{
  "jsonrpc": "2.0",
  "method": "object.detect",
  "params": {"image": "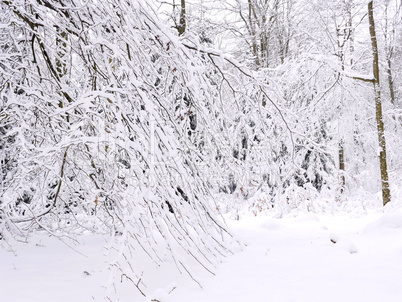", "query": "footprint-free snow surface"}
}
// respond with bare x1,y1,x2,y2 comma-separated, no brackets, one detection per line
2,210,402,301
